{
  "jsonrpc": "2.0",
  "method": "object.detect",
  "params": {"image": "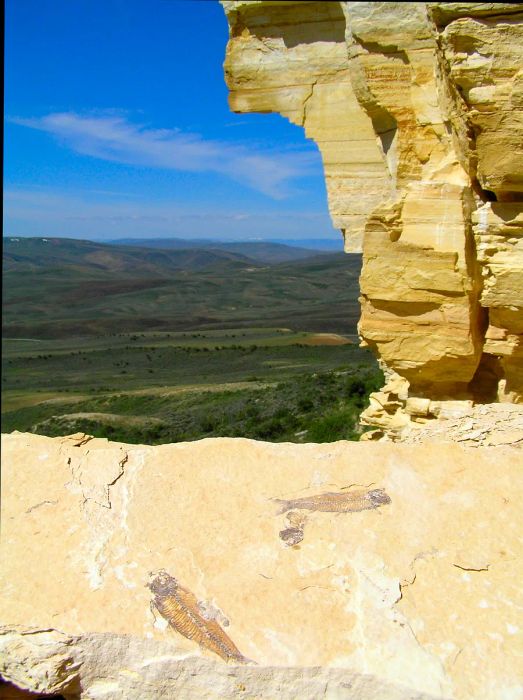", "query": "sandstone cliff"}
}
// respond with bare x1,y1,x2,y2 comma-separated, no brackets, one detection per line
221,1,523,437
1,431,522,699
